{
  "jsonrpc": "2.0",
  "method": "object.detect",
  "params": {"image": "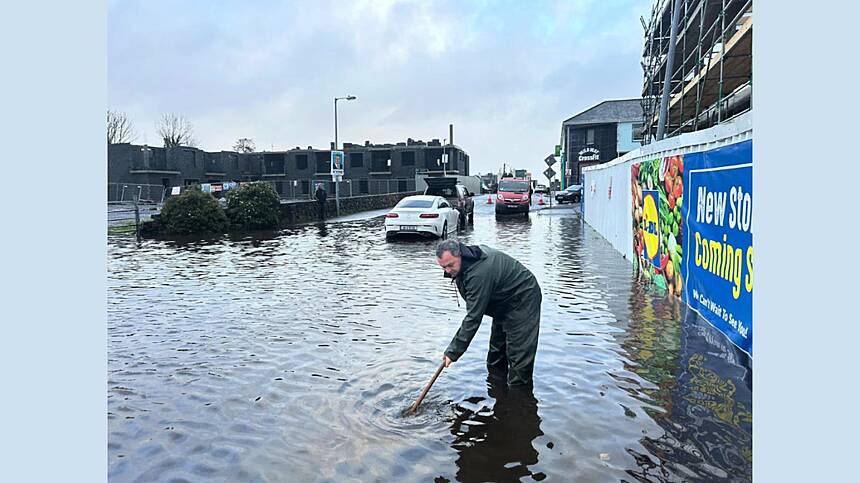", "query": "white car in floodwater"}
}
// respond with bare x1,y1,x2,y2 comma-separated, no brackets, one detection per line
384,195,459,239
